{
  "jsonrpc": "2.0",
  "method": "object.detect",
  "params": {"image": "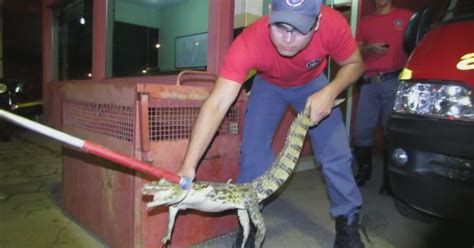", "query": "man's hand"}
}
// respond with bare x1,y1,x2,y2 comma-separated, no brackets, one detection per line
305,89,336,126
365,42,389,55
177,167,196,182
305,47,362,125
